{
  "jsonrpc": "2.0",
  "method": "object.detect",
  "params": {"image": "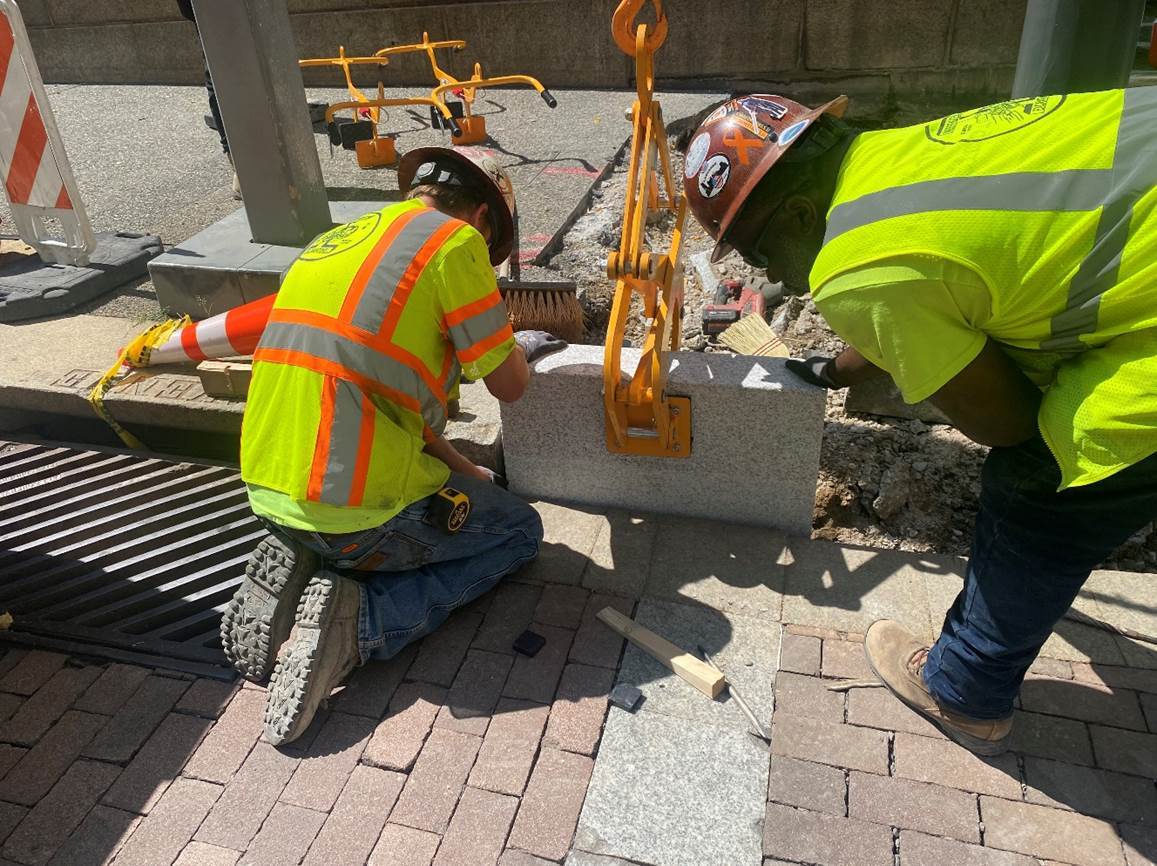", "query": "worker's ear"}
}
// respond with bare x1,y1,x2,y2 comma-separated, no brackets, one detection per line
469,202,491,241
784,195,819,236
